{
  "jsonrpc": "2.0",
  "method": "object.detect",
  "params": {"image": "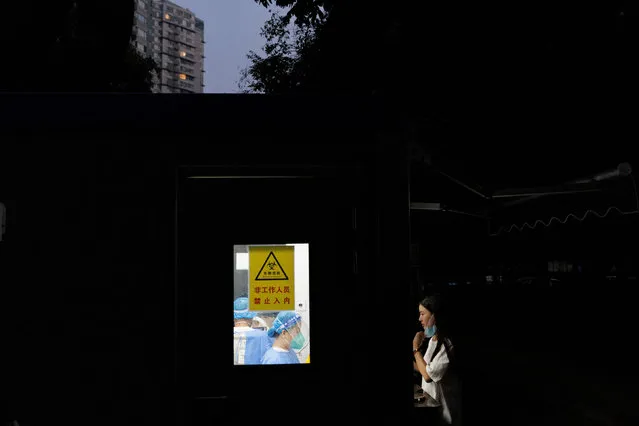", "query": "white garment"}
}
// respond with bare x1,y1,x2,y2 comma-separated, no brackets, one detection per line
421,337,461,425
